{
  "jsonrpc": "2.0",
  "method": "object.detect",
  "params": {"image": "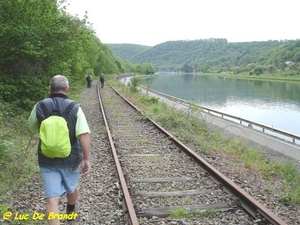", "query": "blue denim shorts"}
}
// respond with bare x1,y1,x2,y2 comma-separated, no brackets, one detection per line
40,165,81,198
